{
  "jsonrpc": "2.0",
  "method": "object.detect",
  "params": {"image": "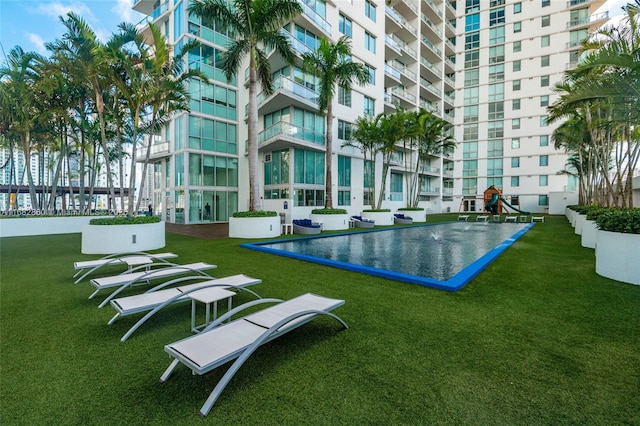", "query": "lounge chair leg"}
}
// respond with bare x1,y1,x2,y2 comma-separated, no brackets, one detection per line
107,313,120,325
88,289,100,300
160,359,180,383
